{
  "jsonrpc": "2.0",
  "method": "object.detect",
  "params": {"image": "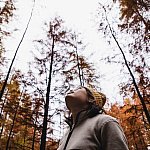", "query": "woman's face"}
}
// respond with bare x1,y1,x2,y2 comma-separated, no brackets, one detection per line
65,87,88,110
